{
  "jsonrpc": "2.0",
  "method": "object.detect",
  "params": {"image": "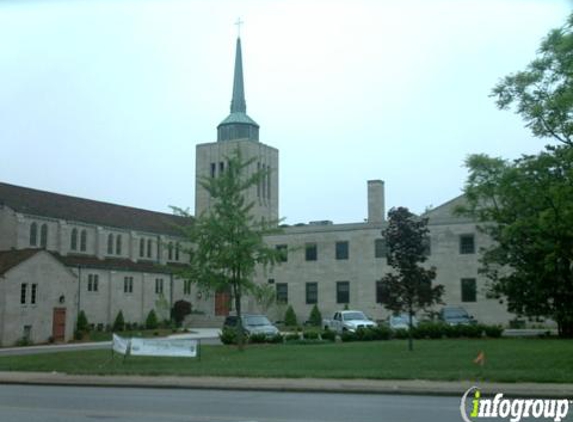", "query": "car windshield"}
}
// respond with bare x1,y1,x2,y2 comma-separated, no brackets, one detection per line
244,315,271,326
343,312,367,321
